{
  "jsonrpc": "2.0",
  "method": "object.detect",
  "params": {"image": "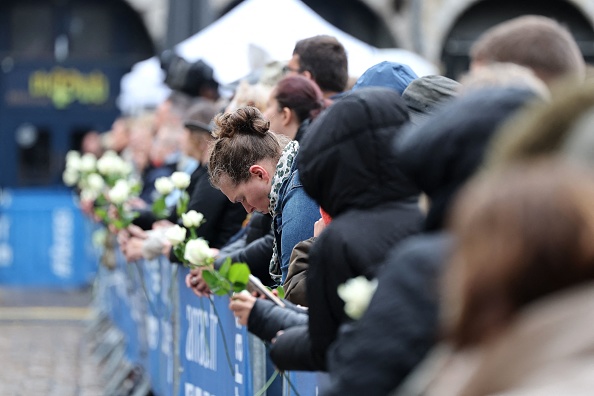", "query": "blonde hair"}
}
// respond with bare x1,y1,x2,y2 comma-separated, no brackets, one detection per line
225,80,272,113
